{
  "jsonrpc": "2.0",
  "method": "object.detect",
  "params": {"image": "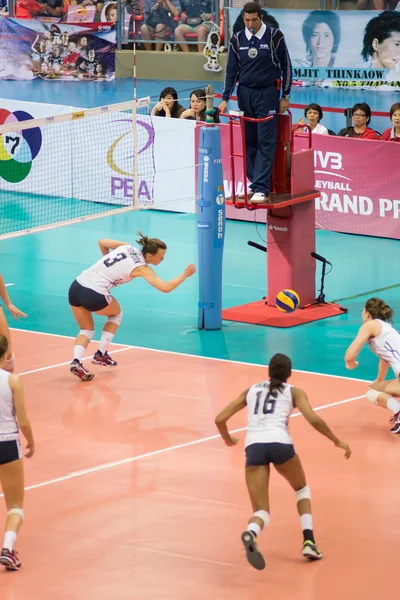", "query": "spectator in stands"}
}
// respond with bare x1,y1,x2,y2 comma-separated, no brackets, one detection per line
140,0,181,51
151,87,185,118
337,103,380,140
362,11,400,72
36,0,64,18
174,0,214,53
180,88,220,122
232,1,279,34
298,103,329,135
381,102,400,141
296,10,341,68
